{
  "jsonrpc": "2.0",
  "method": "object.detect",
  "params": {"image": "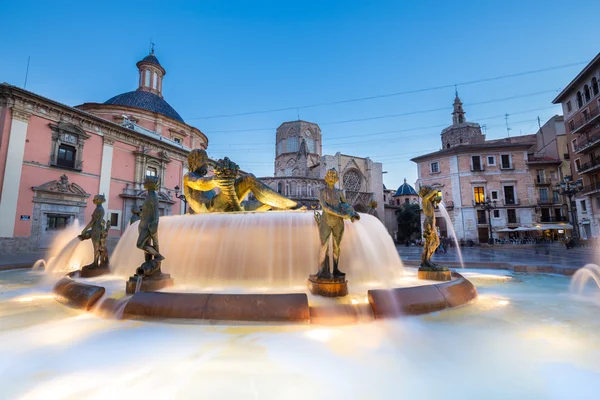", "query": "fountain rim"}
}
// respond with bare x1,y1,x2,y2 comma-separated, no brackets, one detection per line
52,271,478,324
